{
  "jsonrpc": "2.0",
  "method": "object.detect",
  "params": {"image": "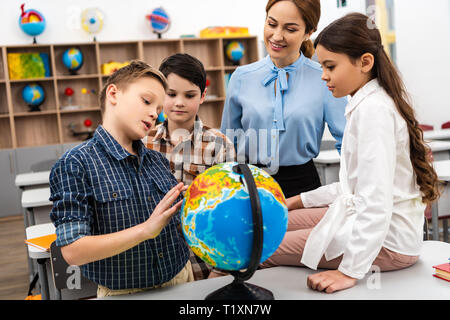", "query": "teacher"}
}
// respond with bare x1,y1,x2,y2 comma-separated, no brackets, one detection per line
221,0,347,198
